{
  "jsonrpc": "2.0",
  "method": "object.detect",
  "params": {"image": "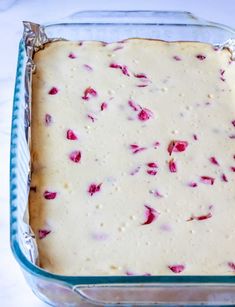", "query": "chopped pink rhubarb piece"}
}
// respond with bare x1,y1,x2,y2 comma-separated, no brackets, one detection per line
38,229,51,239
147,170,157,176
187,212,212,221
128,100,140,112
168,265,185,274
109,63,130,76
43,191,57,200
231,166,235,172
121,65,130,76
88,183,102,196
134,73,148,79
200,176,215,185
196,54,206,60
209,156,219,166
130,144,147,154
228,262,235,271
147,162,158,168
221,173,228,182
153,141,160,149
173,55,182,61
137,84,148,88
220,69,226,82
169,159,177,173
83,64,93,71
188,182,198,188
82,87,97,100
45,114,52,126
138,108,153,121
69,150,81,163
142,205,159,225
101,102,108,111
87,114,96,122
66,129,78,140
232,120,235,127
48,87,59,95
151,189,164,198
68,52,76,59
167,140,188,155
